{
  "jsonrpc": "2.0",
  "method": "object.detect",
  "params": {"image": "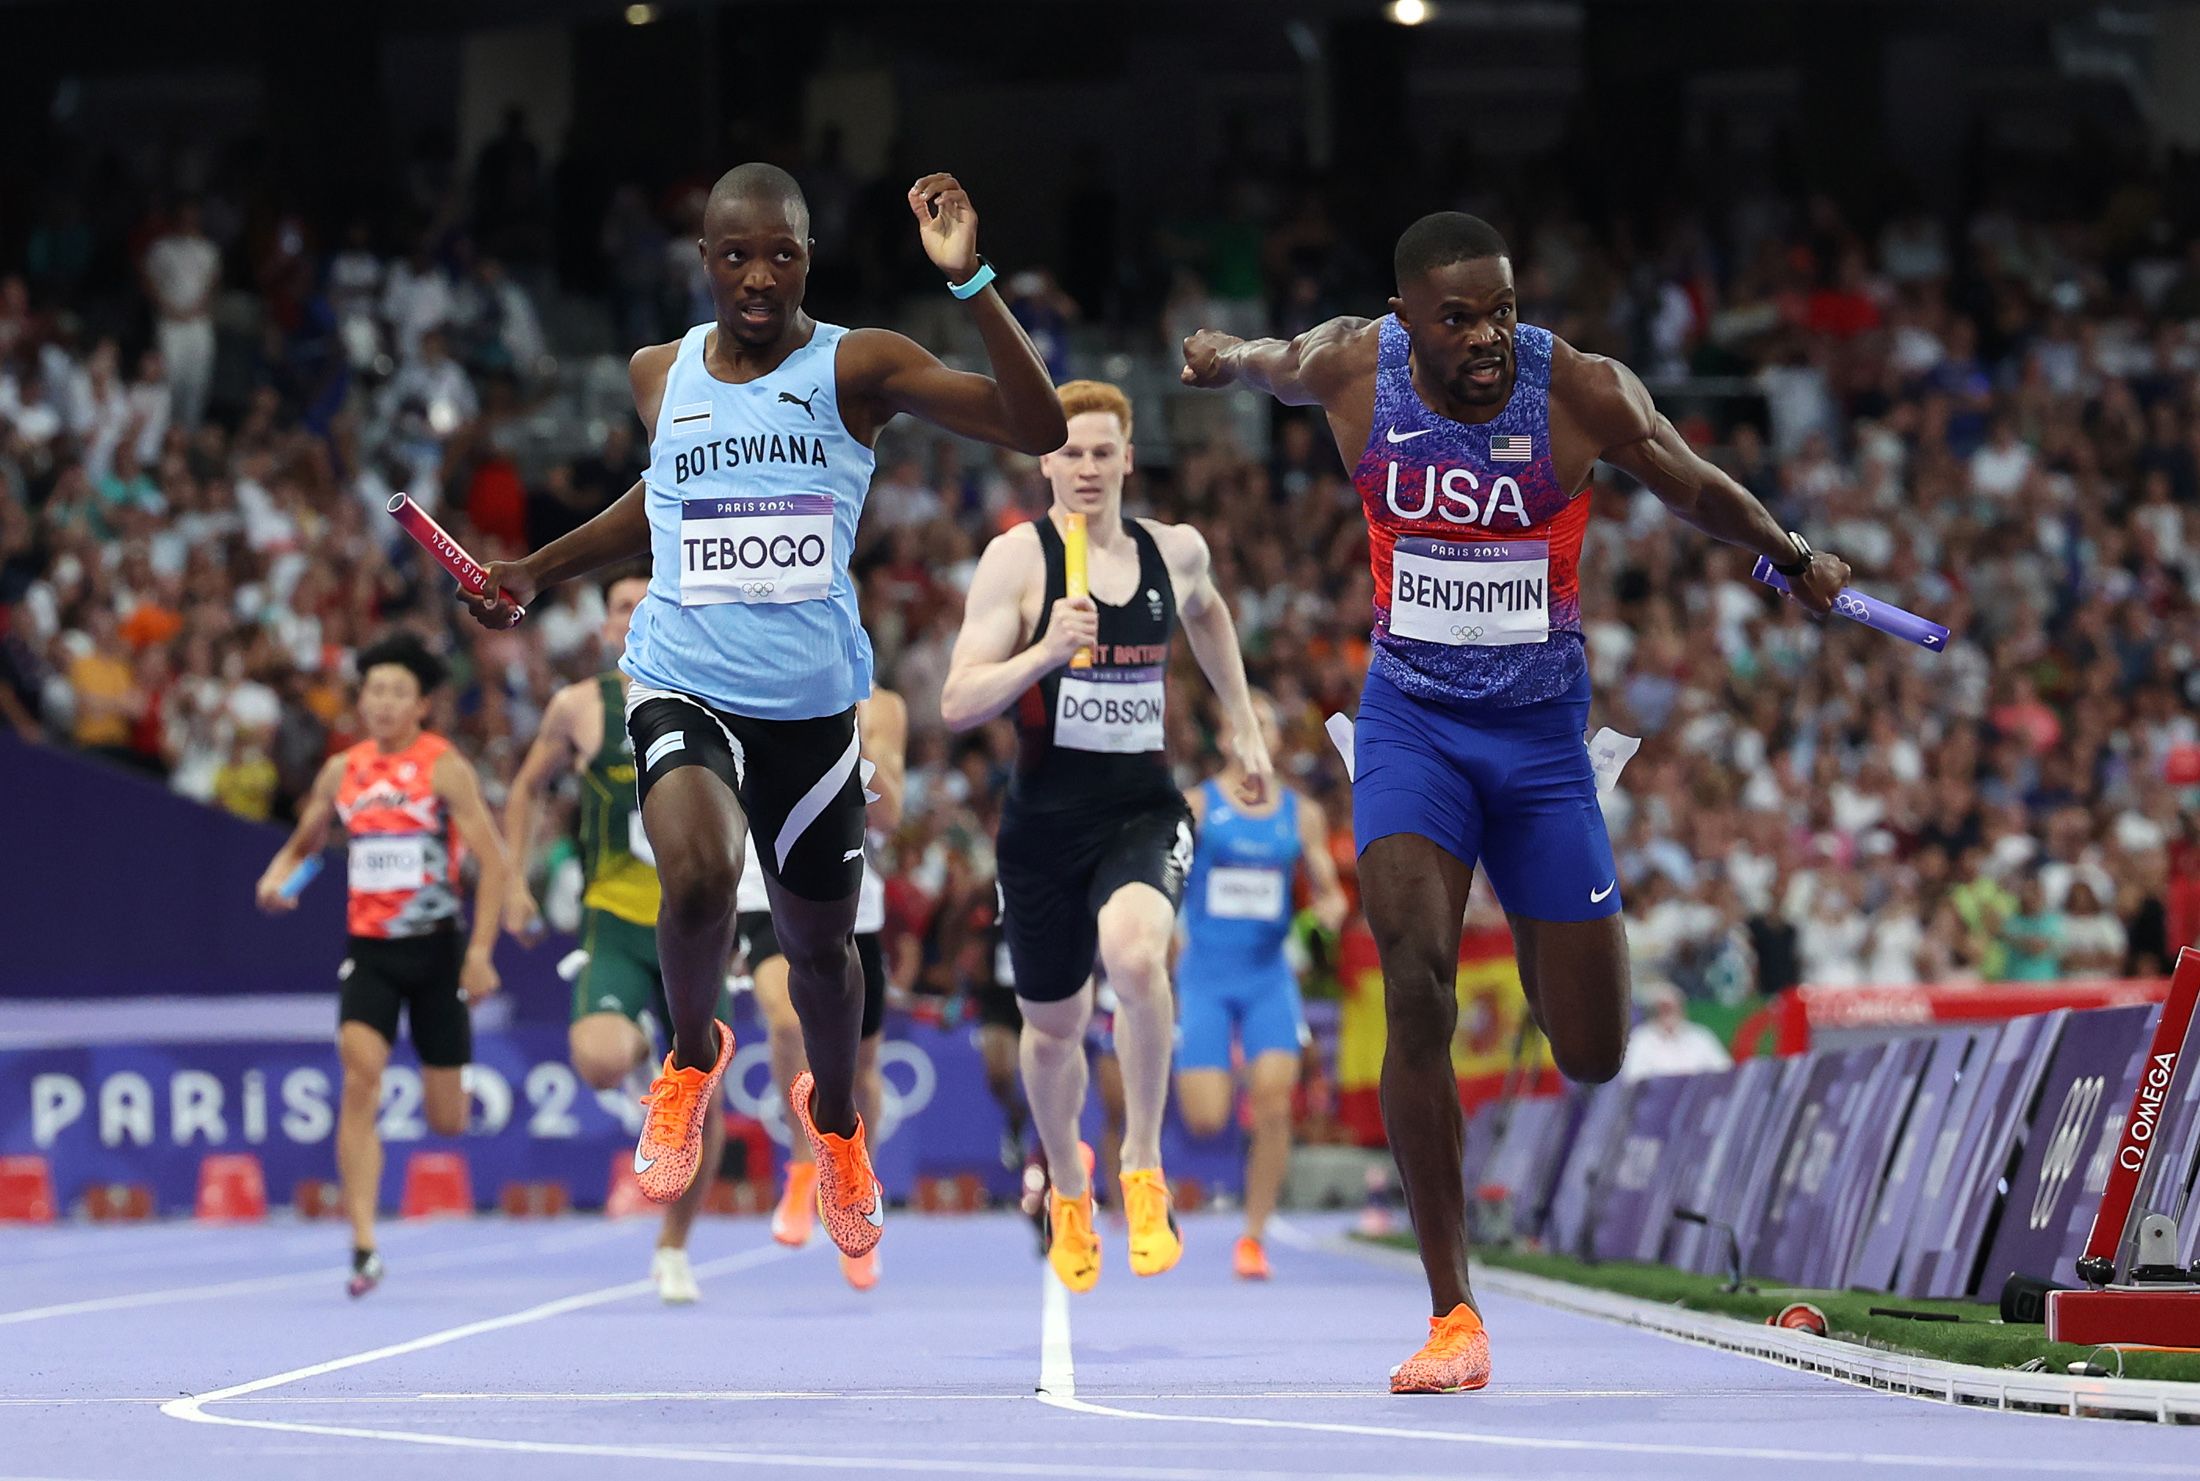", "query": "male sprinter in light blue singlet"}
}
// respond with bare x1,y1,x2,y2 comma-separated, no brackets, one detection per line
1182,213,1852,1392
470,164,1064,1266
1175,692,1348,1282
